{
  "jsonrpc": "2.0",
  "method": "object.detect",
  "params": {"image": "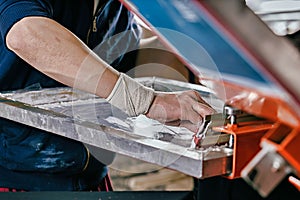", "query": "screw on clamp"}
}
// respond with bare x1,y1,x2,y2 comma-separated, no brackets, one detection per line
223,106,242,148
224,105,242,125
